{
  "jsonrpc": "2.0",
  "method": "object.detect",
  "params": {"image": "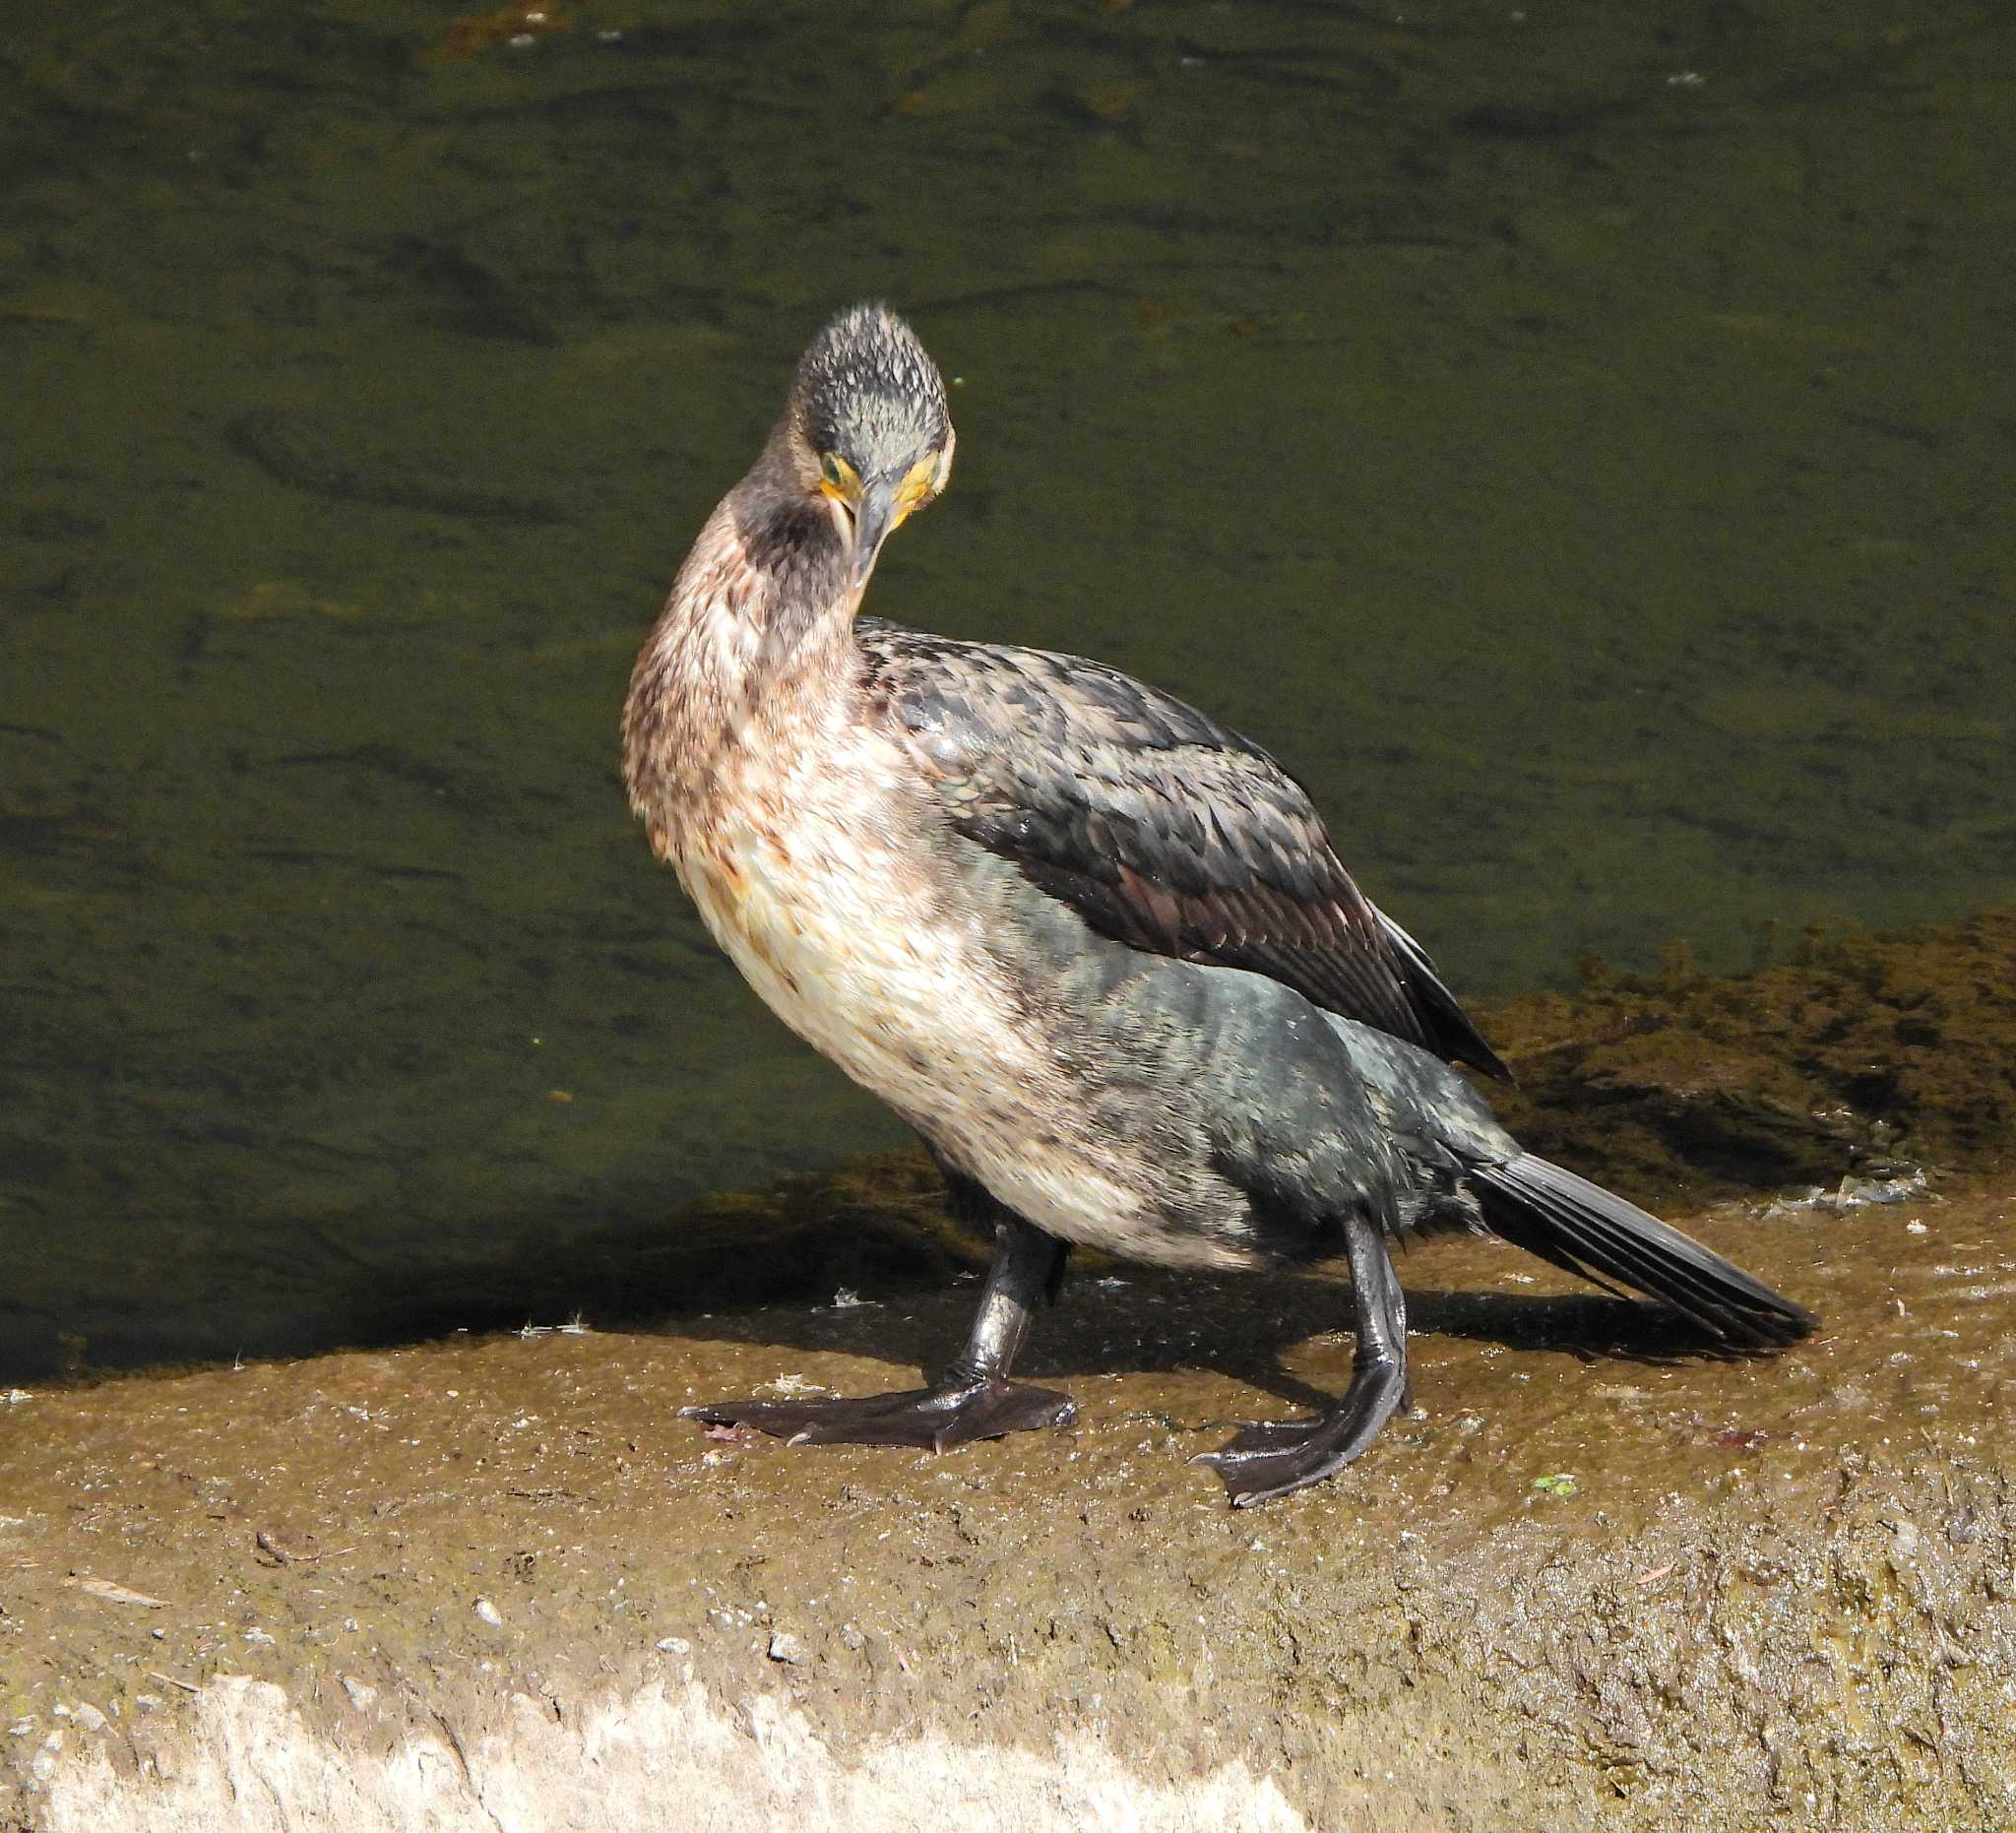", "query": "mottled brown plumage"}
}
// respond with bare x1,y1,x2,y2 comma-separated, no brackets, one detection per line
620,303,1813,1506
